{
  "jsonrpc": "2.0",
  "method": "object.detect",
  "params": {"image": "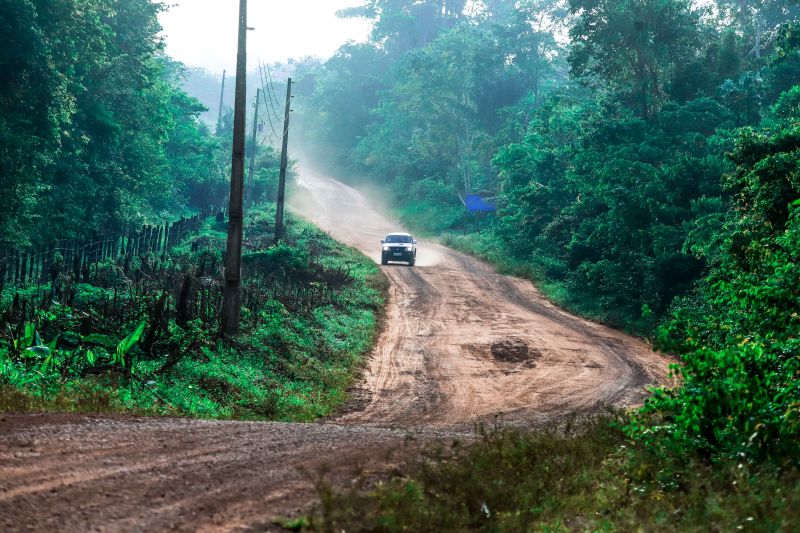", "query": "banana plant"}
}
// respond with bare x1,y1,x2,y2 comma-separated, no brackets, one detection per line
114,321,147,372
10,323,38,351
8,322,59,373
32,335,59,373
